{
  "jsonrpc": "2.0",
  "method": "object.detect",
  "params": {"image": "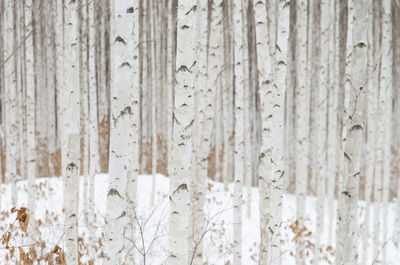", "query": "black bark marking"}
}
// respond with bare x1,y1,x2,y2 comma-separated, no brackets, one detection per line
115,36,126,45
